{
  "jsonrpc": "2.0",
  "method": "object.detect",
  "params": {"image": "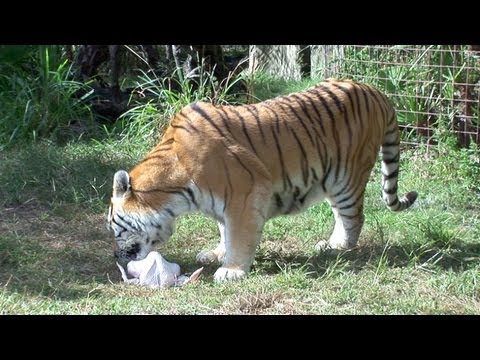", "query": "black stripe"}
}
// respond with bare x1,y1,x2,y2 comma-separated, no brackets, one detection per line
288,125,310,187
223,186,228,214
263,103,281,134
222,156,232,214
138,155,163,165
165,208,175,217
351,85,362,123
270,123,289,191
383,141,399,147
322,161,332,192
245,105,266,144
382,170,399,180
315,136,327,179
171,124,194,134
317,84,345,113
160,138,174,146
149,142,174,154
190,102,226,137
300,92,327,137
386,197,399,207
278,98,315,146
132,187,191,206
383,185,398,194
334,161,372,206
285,175,293,190
293,186,300,200
335,192,354,206
231,107,258,156
383,154,399,164
185,187,198,208
274,193,283,208
332,161,373,198
384,127,398,138
230,150,254,181
208,187,216,213
368,87,388,120
337,188,366,211
327,82,354,142
290,94,324,140
326,84,354,184
298,187,312,205
116,213,139,231
337,212,361,220
307,89,342,182
358,85,371,116
176,111,200,132
216,108,234,135
285,187,300,214
387,113,397,127
111,217,127,234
